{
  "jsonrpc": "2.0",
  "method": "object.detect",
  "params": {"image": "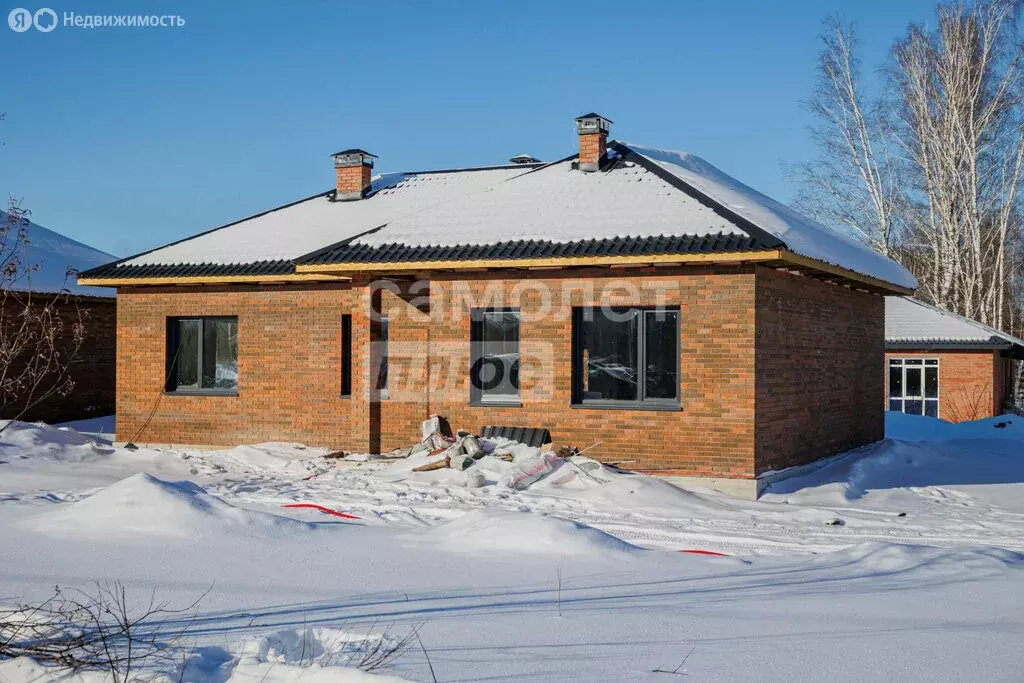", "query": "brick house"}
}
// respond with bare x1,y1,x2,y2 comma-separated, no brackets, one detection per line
885,296,1023,422
79,114,915,497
